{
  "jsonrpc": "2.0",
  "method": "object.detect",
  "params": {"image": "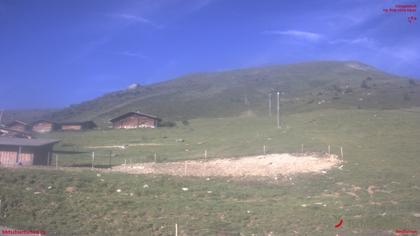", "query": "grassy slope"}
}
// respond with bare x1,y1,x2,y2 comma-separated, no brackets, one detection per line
45,61,420,126
1,107,419,235
1,109,58,124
